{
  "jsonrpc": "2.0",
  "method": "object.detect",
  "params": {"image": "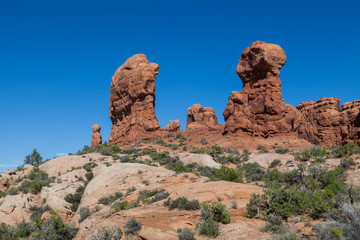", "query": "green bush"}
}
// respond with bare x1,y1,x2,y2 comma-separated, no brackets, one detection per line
79,207,92,223
29,204,52,220
111,201,133,212
200,138,208,145
64,185,85,212
178,228,195,240
137,189,169,204
215,166,243,182
83,162,97,172
24,148,43,166
198,219,219,237
240,162,265,181
257,145,268,153
275,148,289,154
339,157,356,169
98,192,124,205
8,187,19,195
124,218,142,236
85,172,94,182
270,159,282,168
91,226,123,240
0,191,6,198
165,197,200,211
